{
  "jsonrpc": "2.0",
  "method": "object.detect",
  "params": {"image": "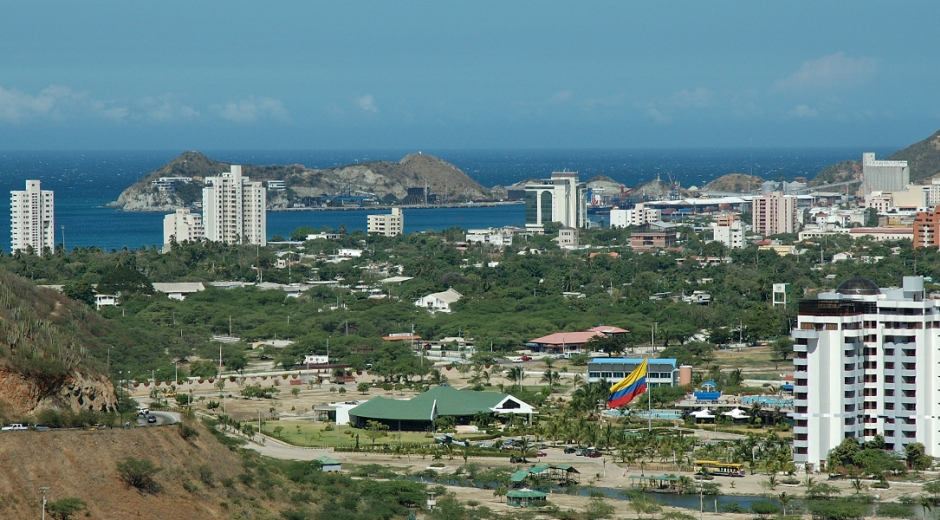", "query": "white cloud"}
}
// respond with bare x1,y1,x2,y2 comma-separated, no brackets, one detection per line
670,88,715,108
641,87,715,124
138,94,199,122
788,105,818,119
547,90,572,105
0,85,85,122
211,96,289,122
772,52,877,92
580,95,625,110
357,94,378,112
644,103,671,124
